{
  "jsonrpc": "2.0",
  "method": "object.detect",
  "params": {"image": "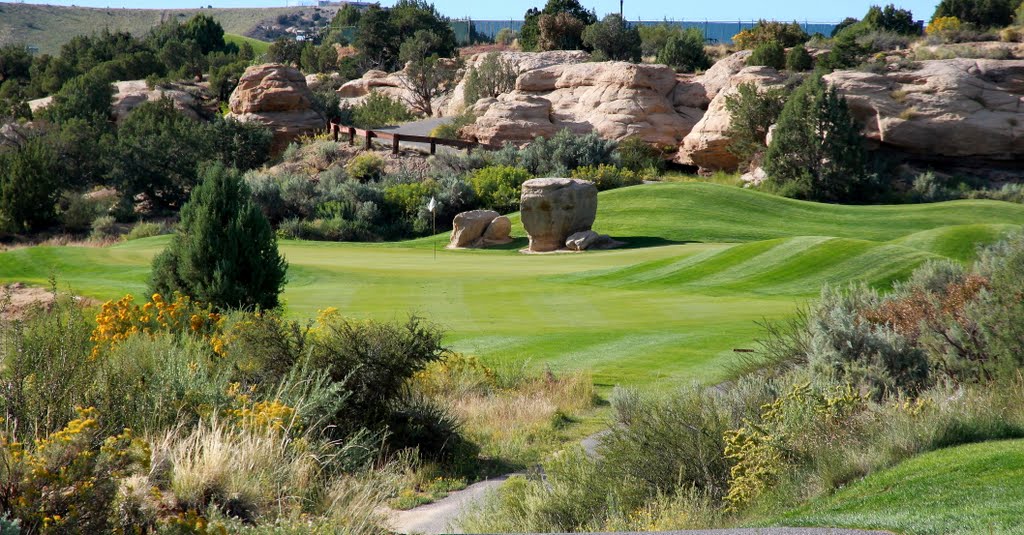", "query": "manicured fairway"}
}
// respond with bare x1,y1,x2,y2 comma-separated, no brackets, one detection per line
2,183,1023,387
766,439,1024,534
